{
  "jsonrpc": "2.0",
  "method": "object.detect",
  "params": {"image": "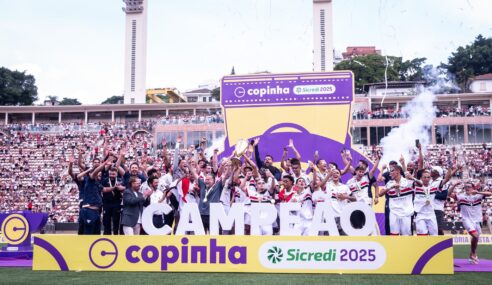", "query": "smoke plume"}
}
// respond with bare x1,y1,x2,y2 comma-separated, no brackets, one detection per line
379,68,458,166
